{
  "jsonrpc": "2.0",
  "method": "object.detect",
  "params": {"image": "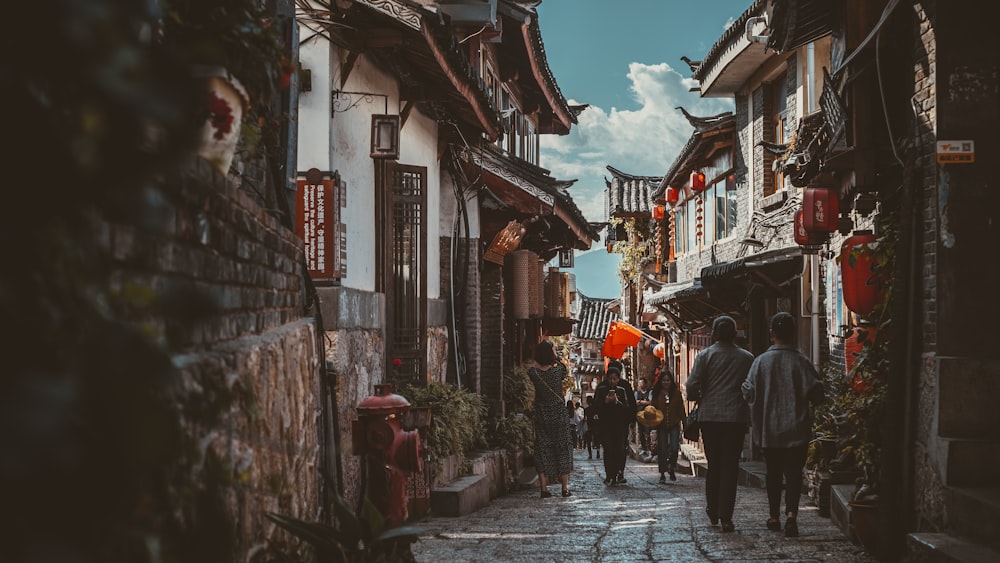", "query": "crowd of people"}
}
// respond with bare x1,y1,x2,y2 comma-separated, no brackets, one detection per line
529,312,824,537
